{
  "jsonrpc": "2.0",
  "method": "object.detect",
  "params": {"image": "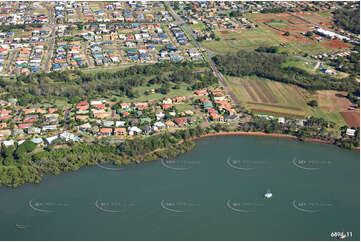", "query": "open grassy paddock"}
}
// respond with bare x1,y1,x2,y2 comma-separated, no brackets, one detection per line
202,25,282,53
202,11,350,56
